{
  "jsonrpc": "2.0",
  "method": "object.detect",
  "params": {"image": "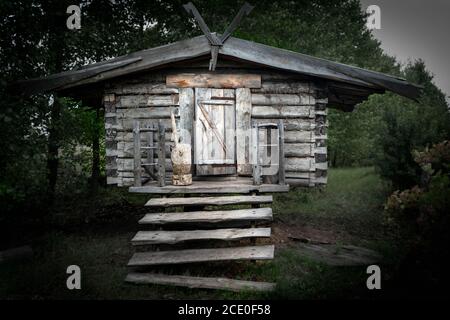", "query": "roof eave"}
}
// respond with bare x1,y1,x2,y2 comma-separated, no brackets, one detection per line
10,34,422,108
